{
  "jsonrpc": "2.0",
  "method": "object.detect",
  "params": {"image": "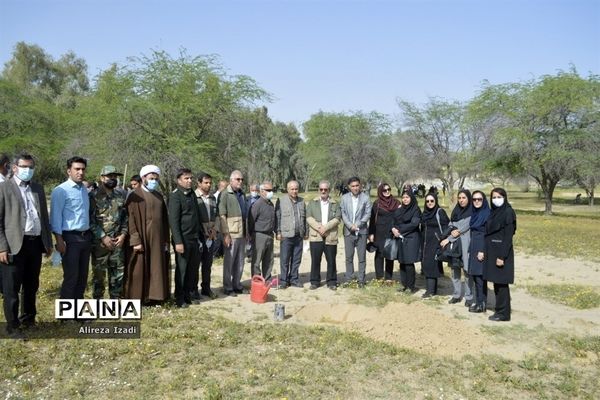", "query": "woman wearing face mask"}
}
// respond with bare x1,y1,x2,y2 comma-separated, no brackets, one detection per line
440,189,474,306
484,188,516,322
467,190,491,313
369,183,400,281
391,190,422,293
420,193,449,298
